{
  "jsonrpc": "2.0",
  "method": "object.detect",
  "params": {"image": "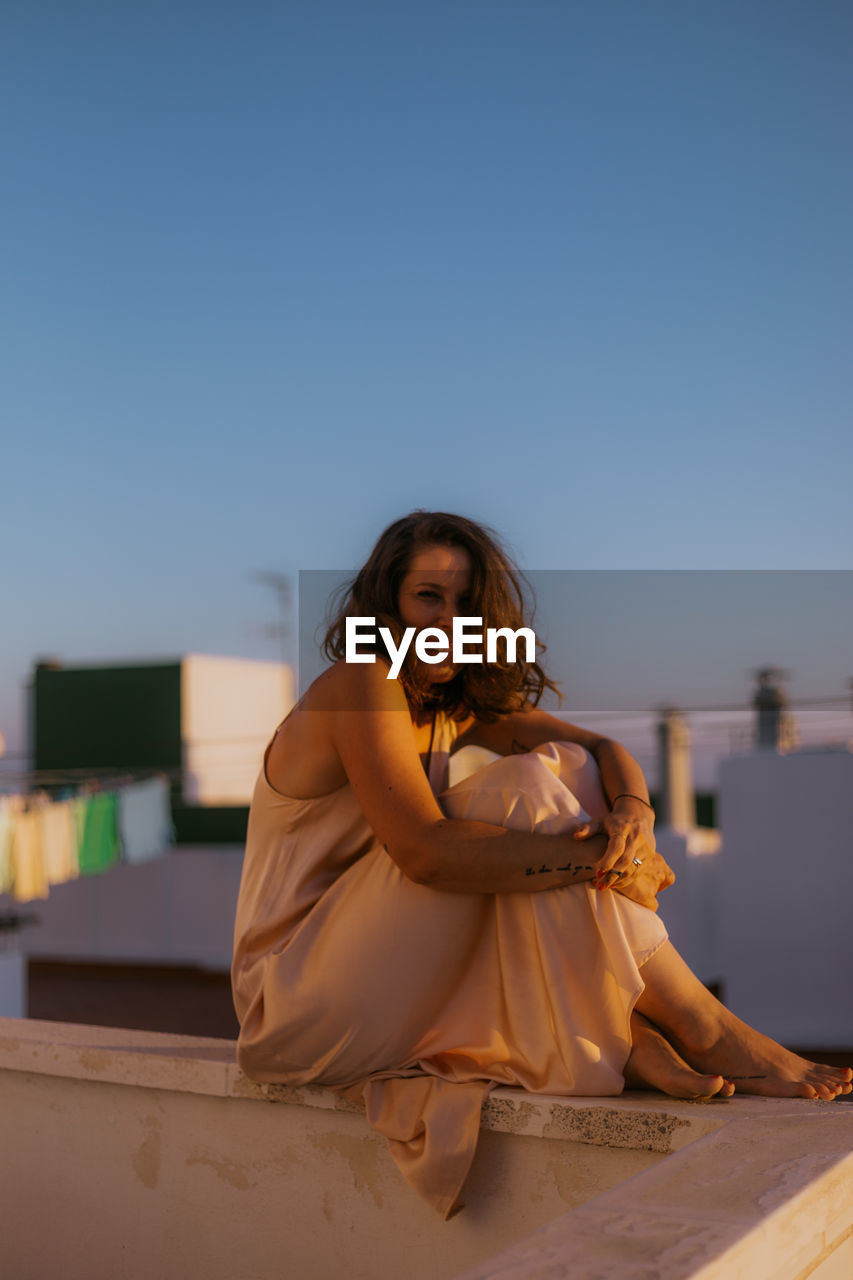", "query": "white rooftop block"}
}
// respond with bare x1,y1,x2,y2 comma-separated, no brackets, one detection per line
181,655,294,805
719,746,853,1046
